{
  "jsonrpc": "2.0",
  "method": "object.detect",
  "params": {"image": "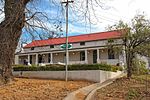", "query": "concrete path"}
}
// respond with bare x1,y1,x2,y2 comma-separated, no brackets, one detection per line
64,73,125,100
